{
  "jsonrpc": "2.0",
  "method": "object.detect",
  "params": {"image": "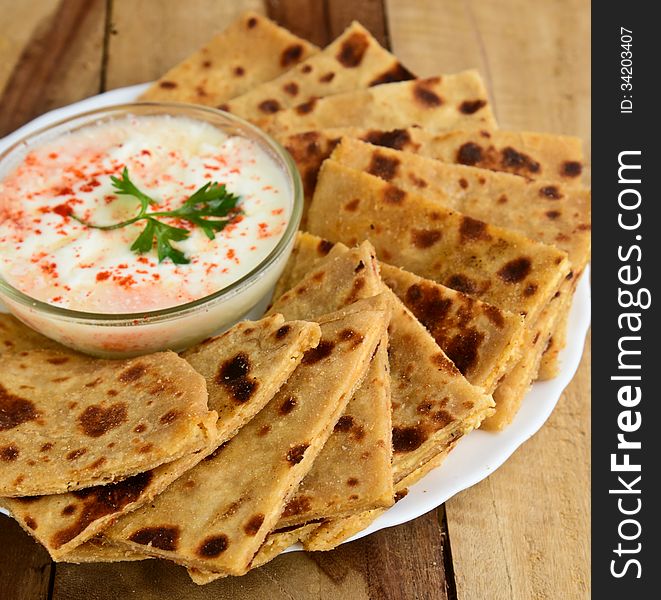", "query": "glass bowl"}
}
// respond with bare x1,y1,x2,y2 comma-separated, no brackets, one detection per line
0,103,302,357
